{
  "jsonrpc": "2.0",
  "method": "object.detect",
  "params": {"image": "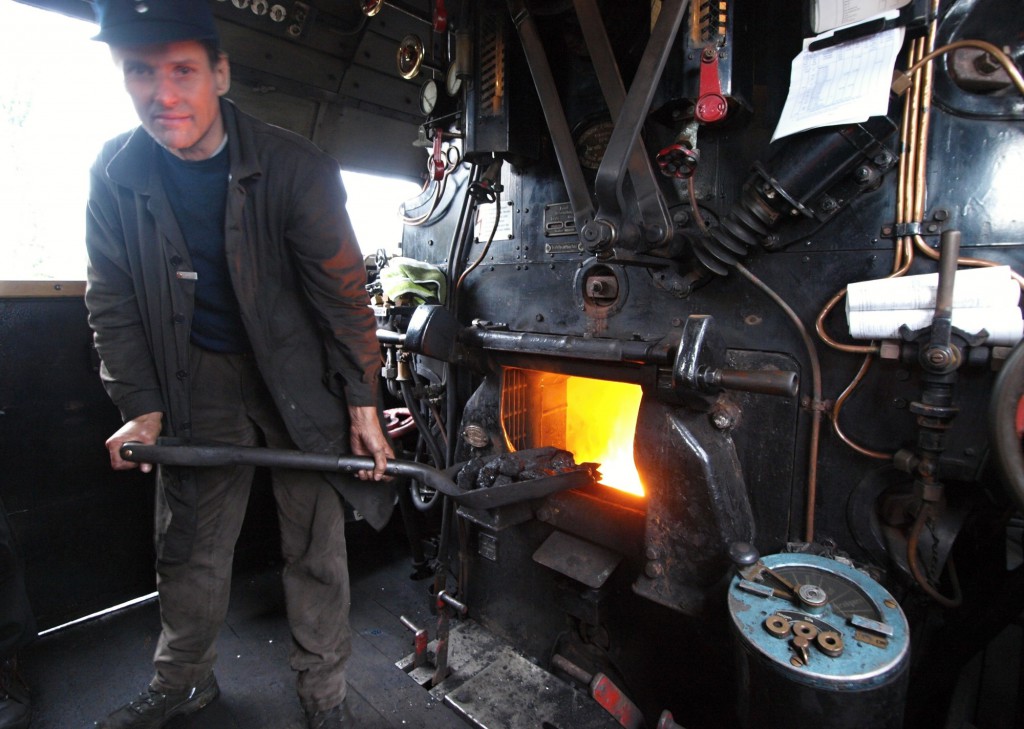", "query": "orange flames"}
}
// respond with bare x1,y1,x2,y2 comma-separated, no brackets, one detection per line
501,368,646,497
564,376,645,496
